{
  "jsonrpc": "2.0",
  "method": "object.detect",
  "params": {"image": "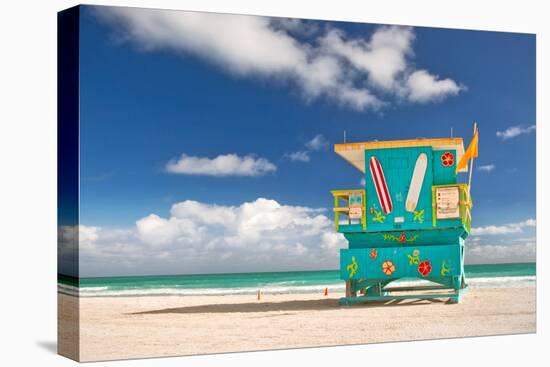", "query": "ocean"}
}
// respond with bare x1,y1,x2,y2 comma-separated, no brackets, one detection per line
58,262,536,297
